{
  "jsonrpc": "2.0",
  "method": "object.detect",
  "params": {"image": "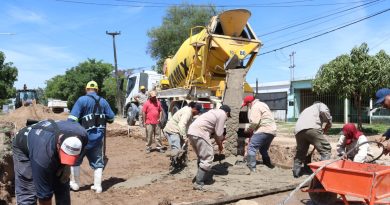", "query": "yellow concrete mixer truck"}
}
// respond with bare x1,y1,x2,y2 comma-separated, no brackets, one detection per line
125,9,262,155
